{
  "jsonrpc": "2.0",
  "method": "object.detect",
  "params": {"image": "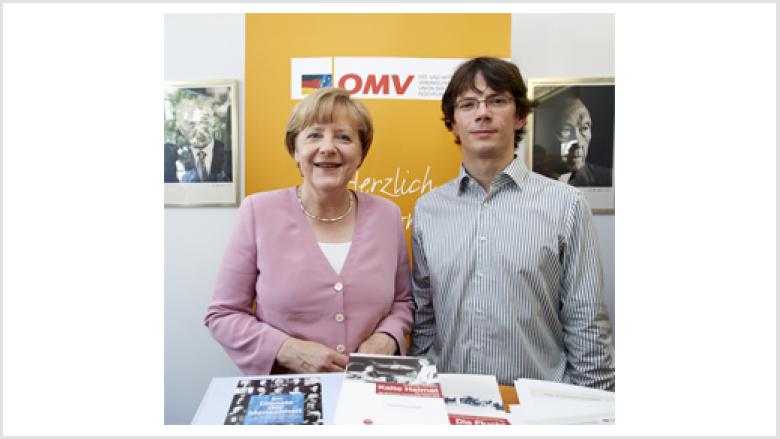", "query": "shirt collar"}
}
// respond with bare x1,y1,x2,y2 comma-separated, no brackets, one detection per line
458,157,530,194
